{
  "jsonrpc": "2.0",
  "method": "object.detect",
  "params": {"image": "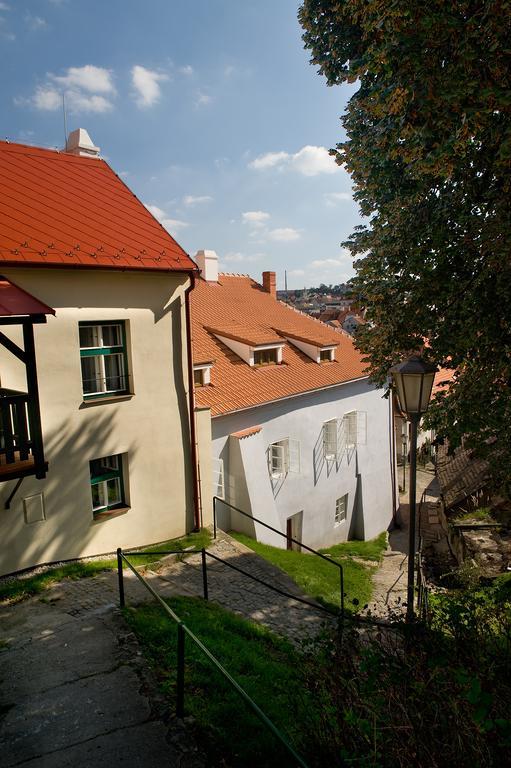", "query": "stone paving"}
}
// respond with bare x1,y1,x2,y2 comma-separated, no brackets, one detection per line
0,532,335,767
365,469,439,618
